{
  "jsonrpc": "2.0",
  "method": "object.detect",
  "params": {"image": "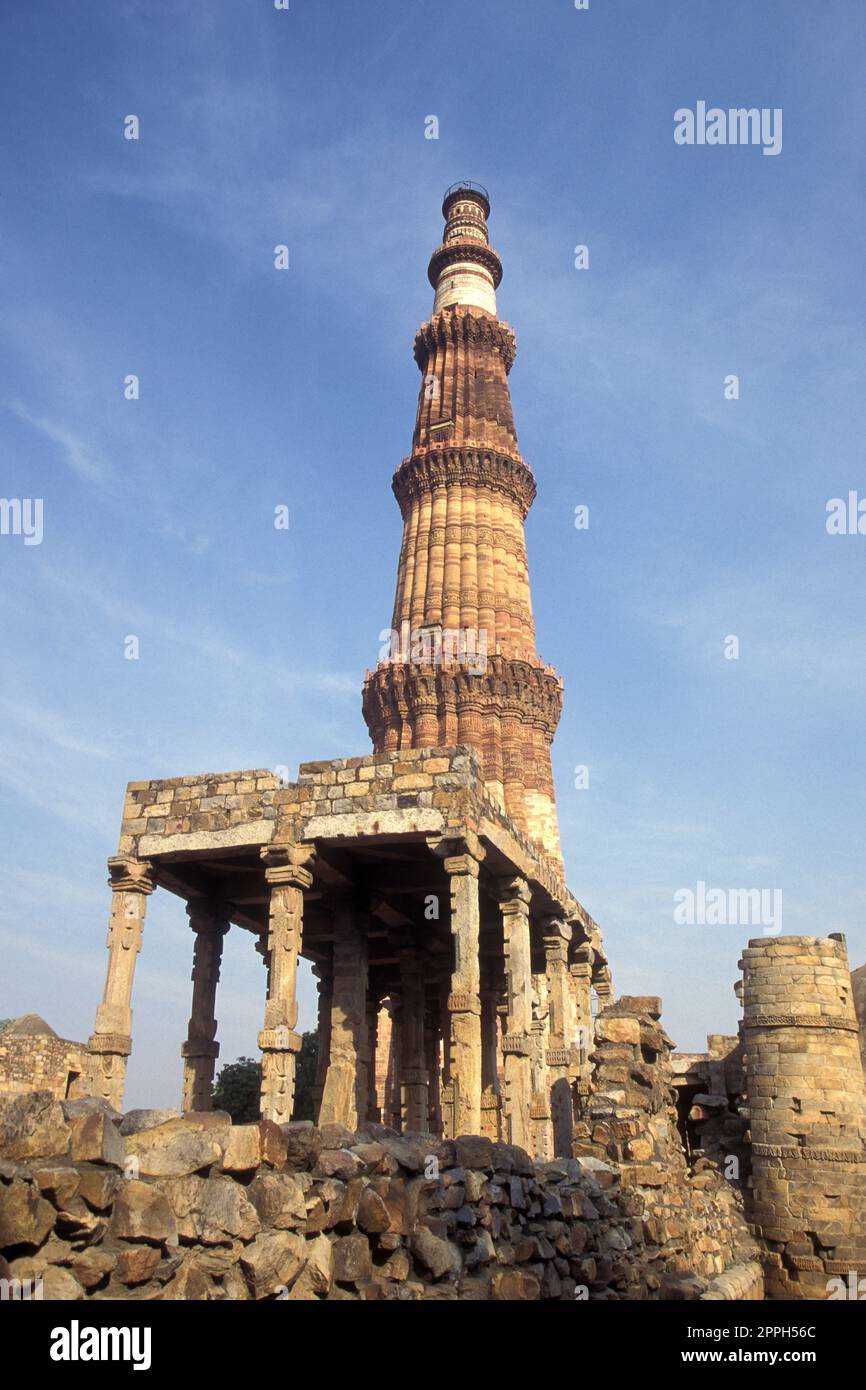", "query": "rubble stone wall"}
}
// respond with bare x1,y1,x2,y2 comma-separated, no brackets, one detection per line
0,1092,761,1302
573,996,758,1293
0,1036,86,1100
